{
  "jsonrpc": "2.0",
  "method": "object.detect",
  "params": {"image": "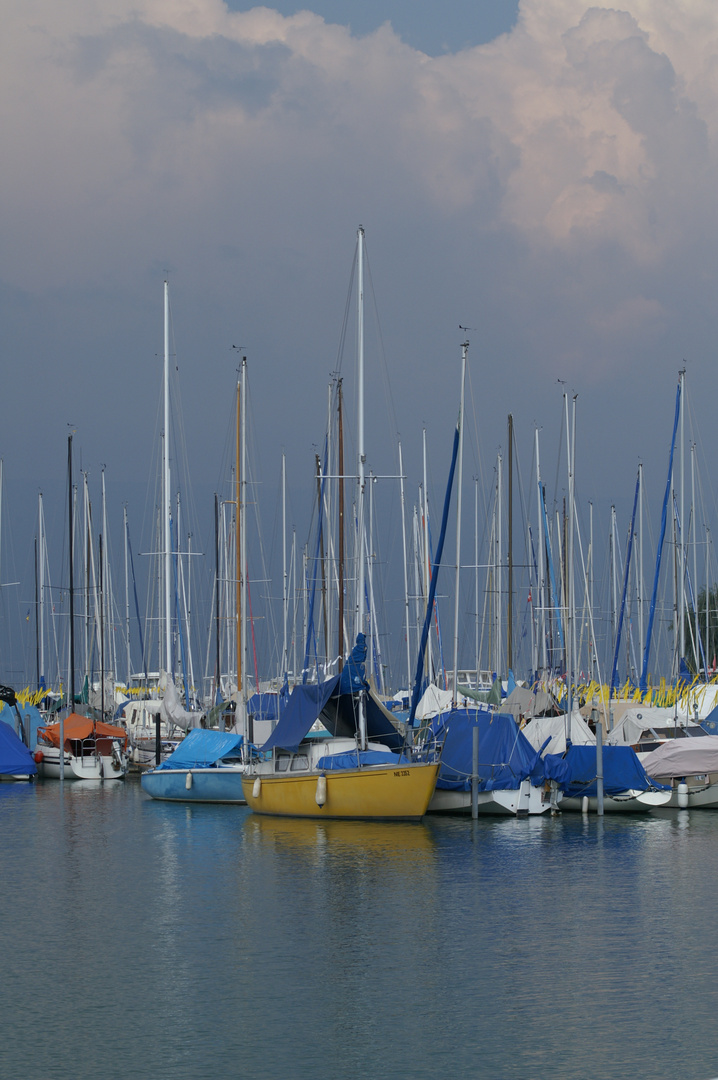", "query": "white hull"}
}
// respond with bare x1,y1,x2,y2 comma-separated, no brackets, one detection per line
560,789,673,814
36,746,128,780
657,780,718,809
429,780,555,816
